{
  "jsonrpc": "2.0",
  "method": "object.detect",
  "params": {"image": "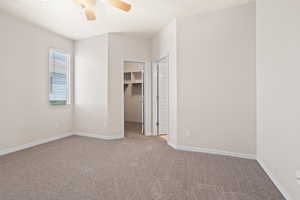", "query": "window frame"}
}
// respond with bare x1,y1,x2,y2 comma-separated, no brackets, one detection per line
48,48,71,106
